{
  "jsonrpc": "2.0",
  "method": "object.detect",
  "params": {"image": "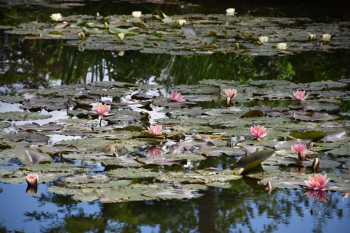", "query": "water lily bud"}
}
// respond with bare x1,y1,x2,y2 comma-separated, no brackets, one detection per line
96,12,100,17
178,19,186,27
118,51,125,56
117,32,125,41
308,34,316,41
234,43,240,49
312,158,319,173
78,32,85,40
104,22,108,30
